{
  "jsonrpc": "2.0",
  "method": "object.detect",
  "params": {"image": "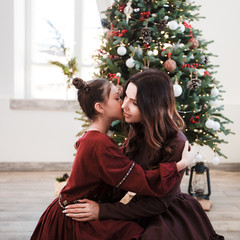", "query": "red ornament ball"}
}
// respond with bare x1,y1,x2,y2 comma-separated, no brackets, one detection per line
188,38,199,49
164,59,177,72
